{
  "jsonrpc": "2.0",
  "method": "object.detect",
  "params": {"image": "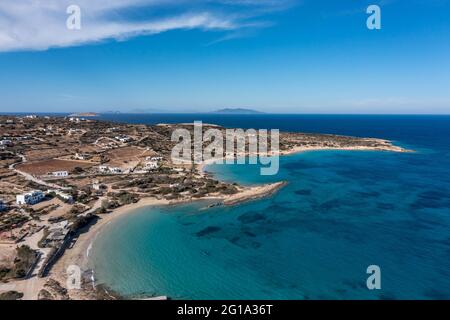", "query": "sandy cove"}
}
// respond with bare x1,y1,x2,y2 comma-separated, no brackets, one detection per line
51,198,173,299
50,143,409,300
50,182,287,300
198,143,410,174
